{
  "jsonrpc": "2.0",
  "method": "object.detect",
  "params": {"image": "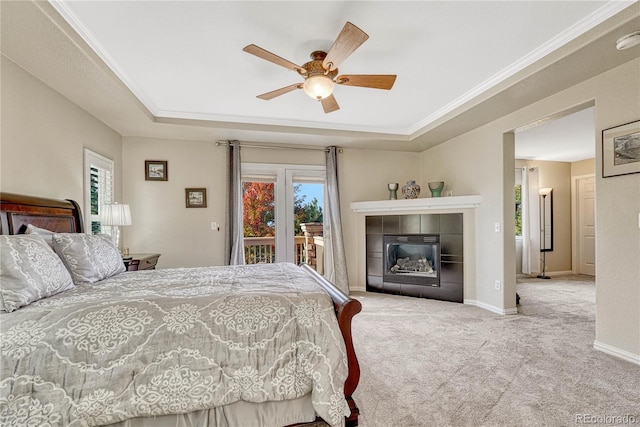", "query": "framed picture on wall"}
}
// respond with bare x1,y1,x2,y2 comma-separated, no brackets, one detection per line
145,160,168,181
185,188,207,208
602,120,640,178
